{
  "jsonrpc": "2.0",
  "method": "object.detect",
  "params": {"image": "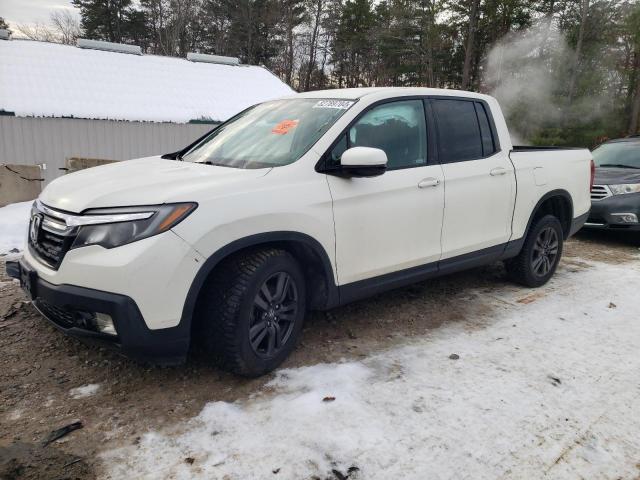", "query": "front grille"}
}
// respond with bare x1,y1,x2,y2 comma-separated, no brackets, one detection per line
34,298,96,330
30,229,69,268
28,207,77,270
591,184,612,201
34,298,76,327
